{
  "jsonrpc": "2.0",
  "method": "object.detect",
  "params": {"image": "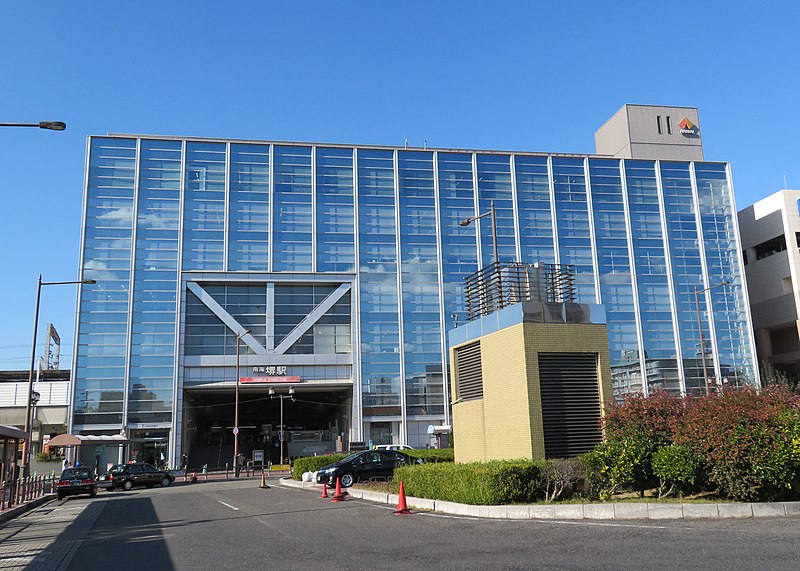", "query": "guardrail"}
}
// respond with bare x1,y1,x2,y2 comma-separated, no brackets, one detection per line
1,475,56,512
